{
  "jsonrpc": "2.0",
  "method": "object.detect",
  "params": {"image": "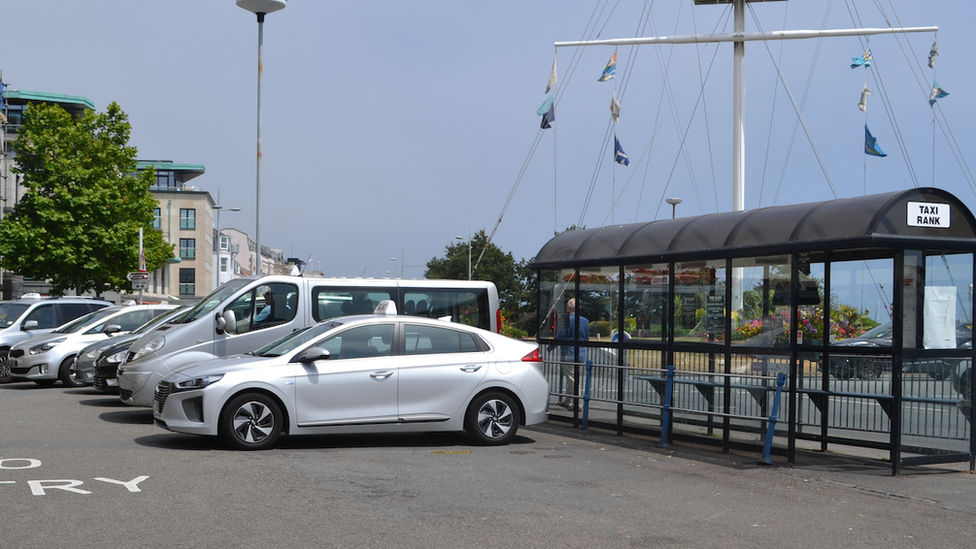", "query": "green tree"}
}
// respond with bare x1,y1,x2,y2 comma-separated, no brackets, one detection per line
0,102,173,296
425,230,535,336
